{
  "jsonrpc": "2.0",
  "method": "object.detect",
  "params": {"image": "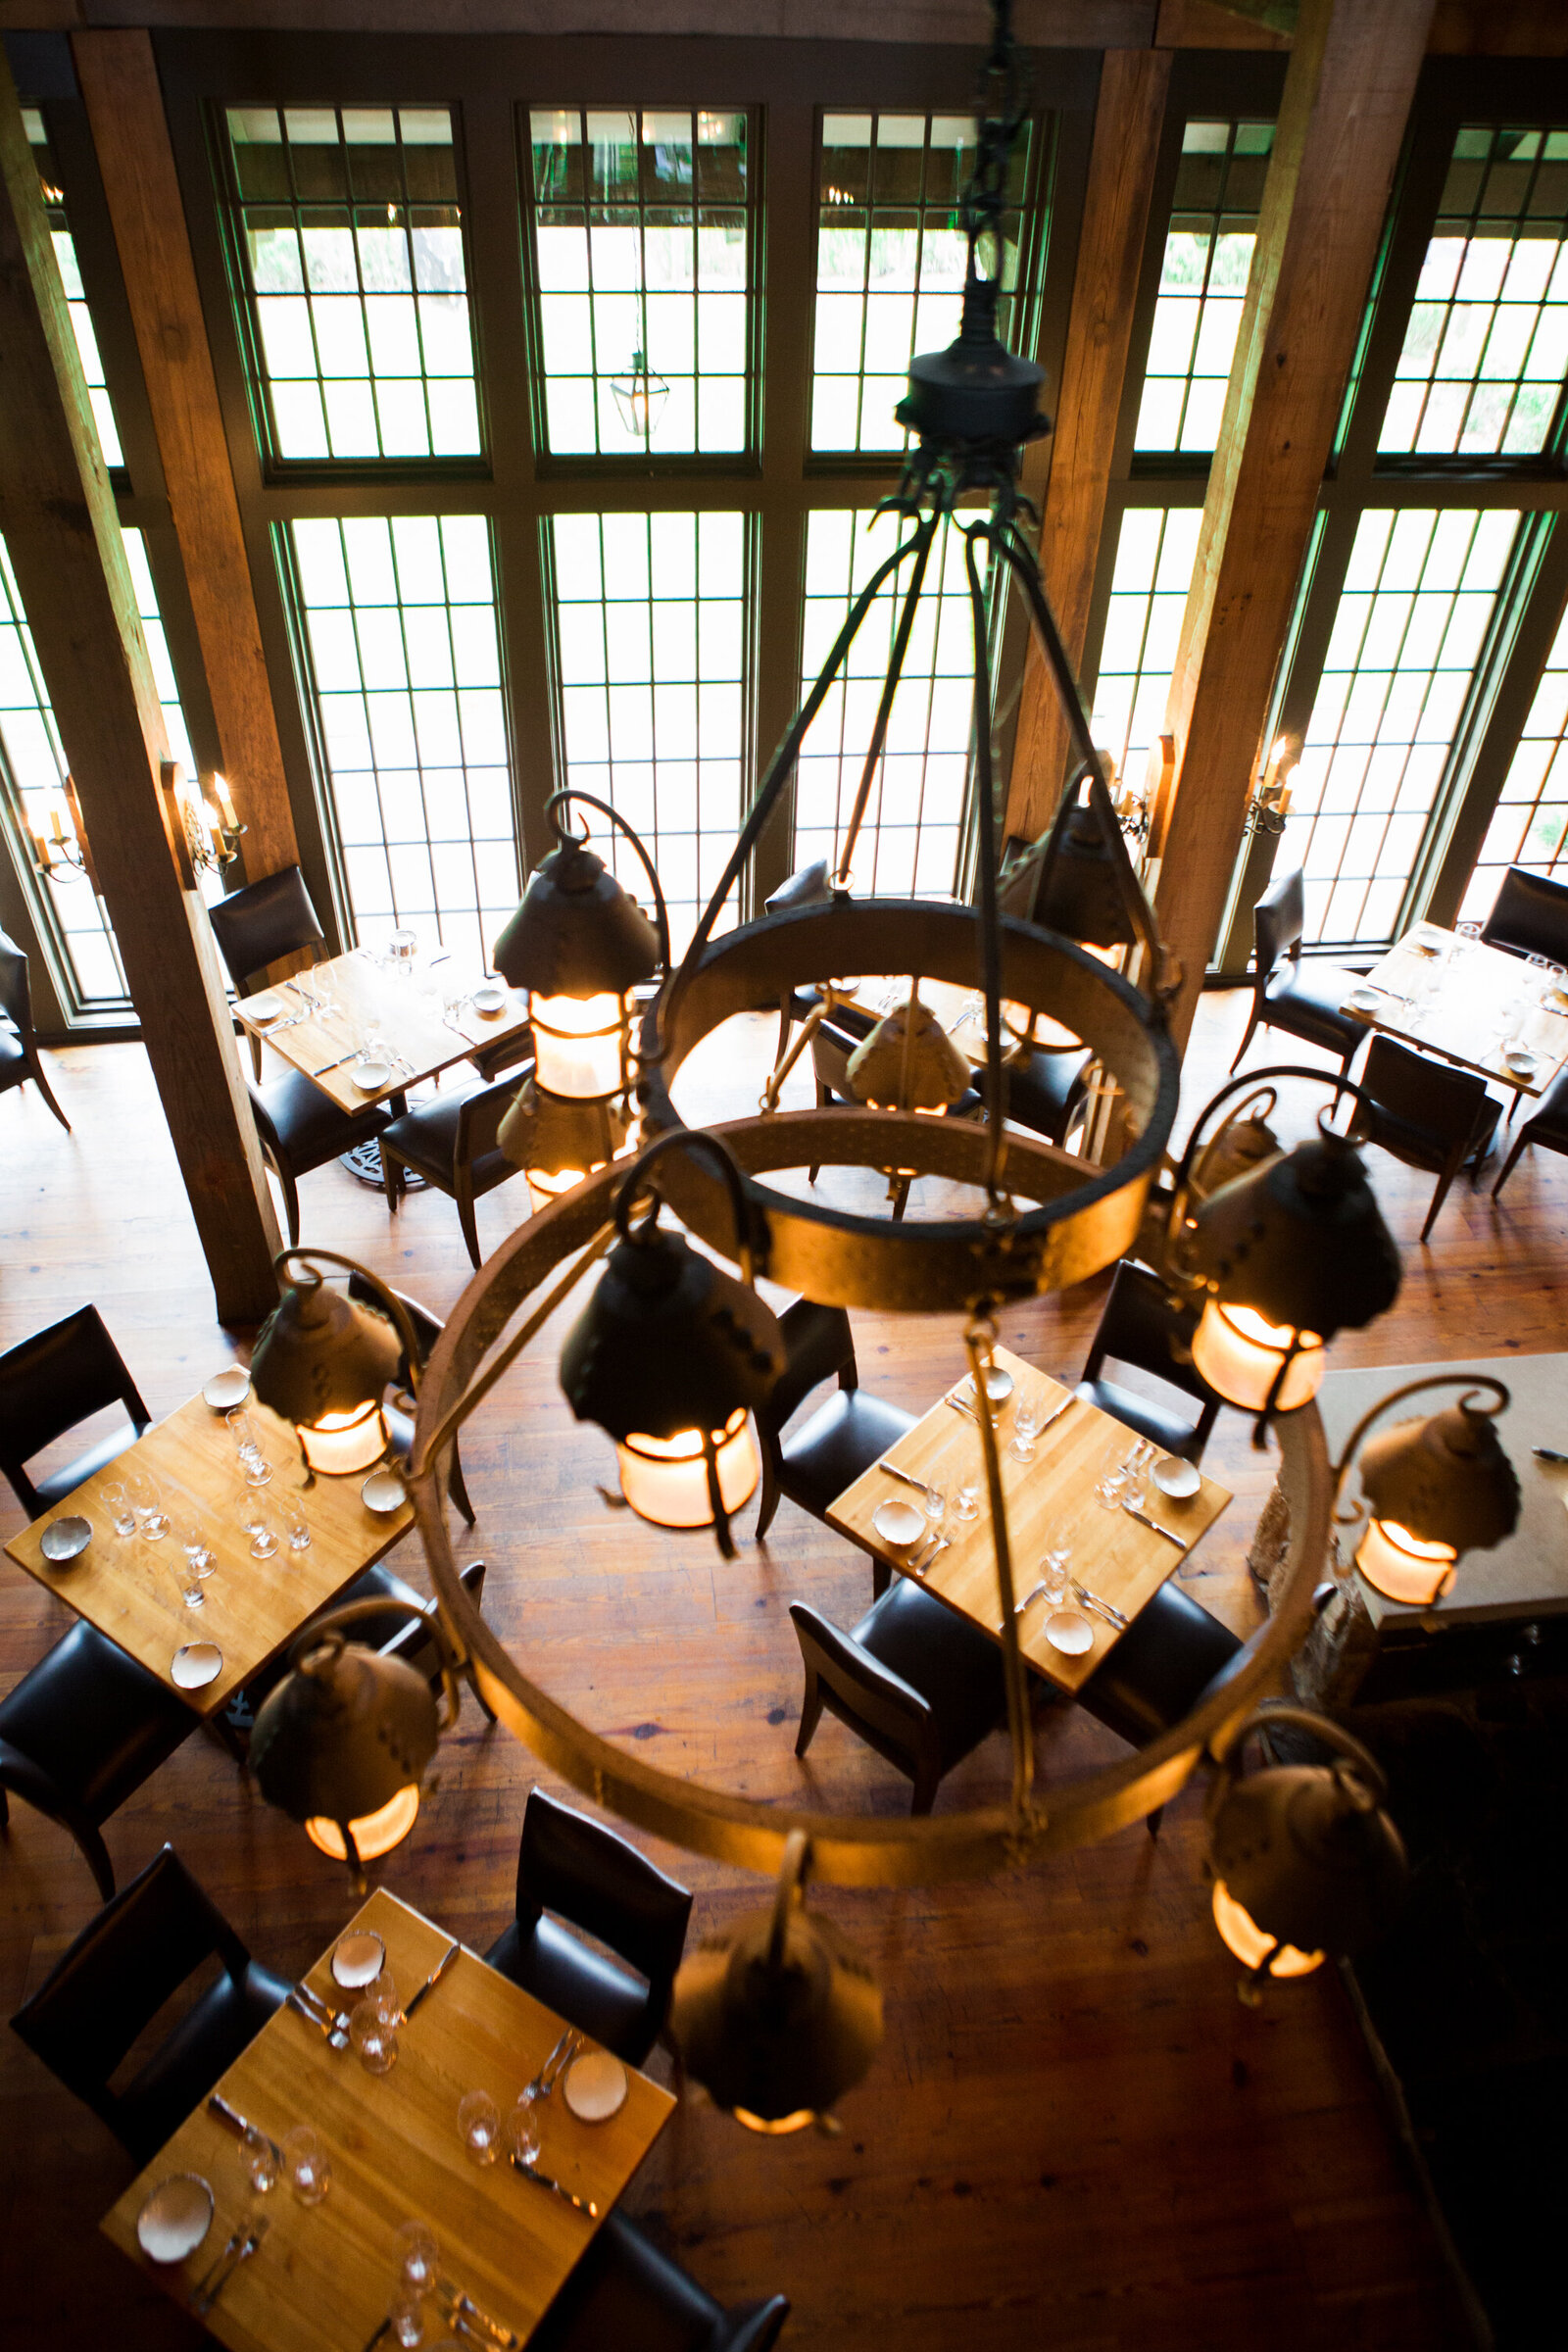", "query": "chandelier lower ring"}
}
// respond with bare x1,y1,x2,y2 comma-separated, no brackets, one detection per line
413,1142,1333,1890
